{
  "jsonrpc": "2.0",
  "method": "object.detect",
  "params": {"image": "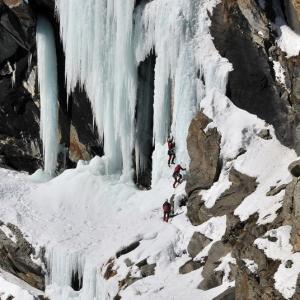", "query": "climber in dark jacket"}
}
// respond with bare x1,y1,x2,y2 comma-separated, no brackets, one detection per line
173,164,186,188
167,136,176,167
162,199,171,222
